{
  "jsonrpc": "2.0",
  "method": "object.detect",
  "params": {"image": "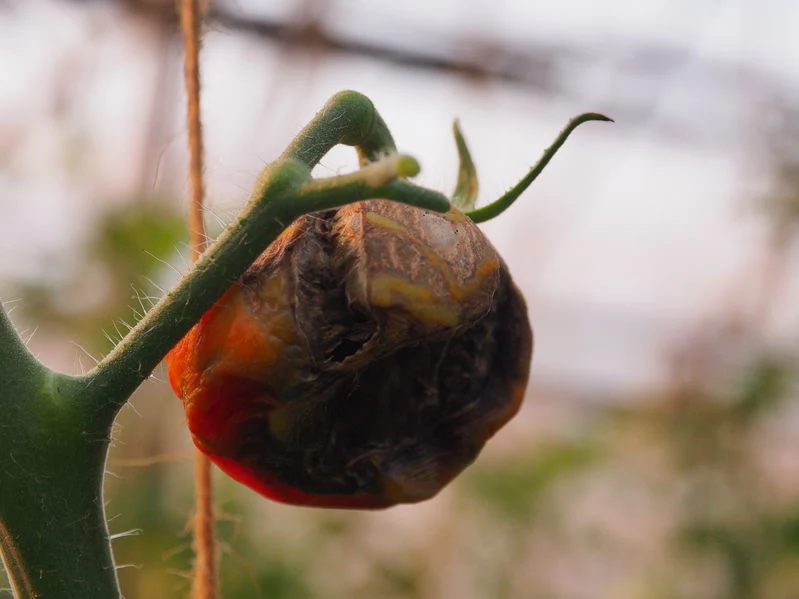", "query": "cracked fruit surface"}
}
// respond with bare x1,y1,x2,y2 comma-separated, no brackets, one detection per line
167,199,532,508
